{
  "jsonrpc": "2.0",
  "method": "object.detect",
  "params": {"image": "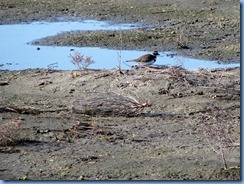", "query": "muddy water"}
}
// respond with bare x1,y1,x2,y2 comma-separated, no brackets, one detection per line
0,20,240,70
